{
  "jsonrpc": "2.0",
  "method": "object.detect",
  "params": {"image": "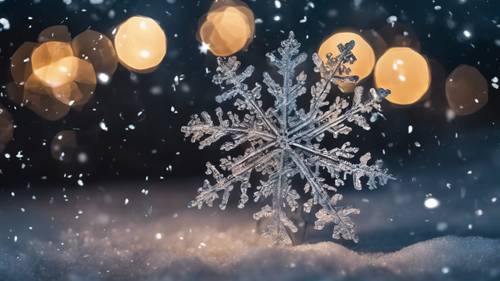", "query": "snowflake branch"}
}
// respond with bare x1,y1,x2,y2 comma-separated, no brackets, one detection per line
181,109,276,150
230,141,279,174
213,56,280,136
290,142,393,190
288,150,359,242
266,32,307,129
289,41,359,135
191,150,281,209
291,87,389,141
